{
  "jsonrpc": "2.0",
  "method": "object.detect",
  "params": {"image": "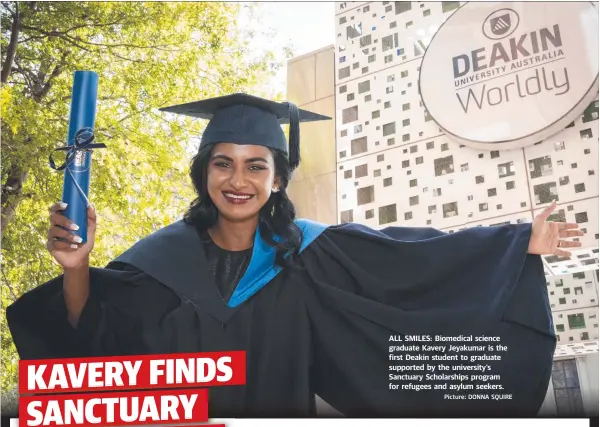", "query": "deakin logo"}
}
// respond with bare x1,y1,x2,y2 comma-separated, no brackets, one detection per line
482,8,519,40
490,15,511,36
